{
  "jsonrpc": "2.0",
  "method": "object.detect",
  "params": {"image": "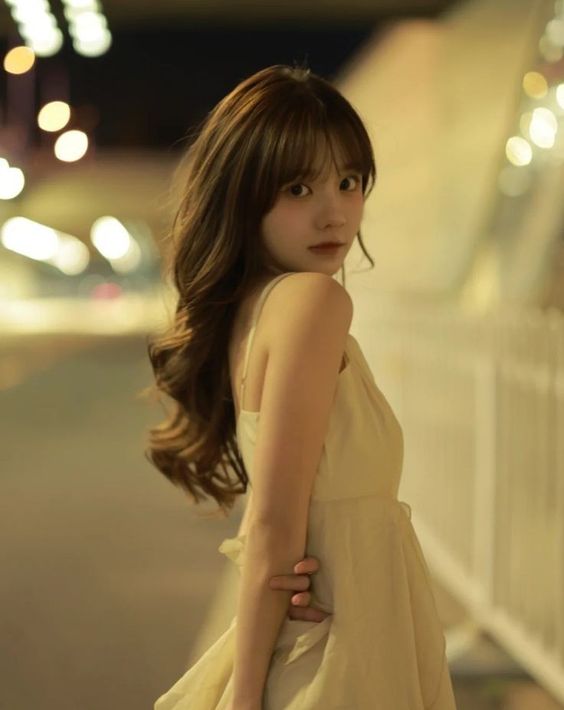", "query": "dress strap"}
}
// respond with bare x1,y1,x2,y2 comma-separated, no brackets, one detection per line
240,272,296,409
